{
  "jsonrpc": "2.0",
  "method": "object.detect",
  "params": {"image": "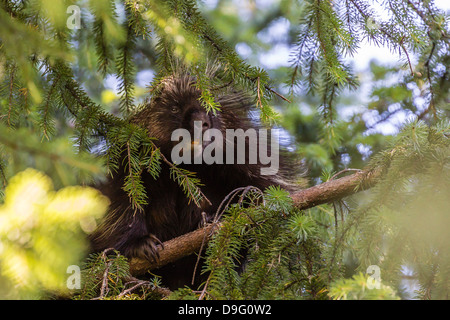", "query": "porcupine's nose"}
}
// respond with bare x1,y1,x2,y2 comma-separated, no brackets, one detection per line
189,110,211,133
